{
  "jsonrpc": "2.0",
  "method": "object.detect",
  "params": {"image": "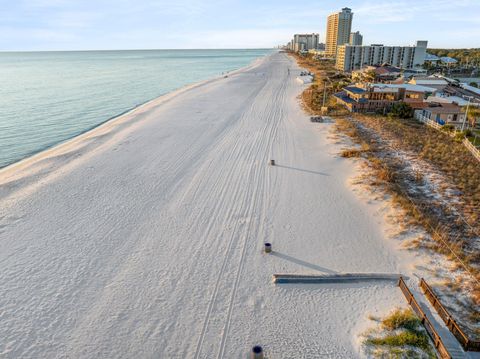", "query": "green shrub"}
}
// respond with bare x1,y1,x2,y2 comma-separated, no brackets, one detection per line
454,132,466,141
389,102,413,119
366,331,430,351
442,124,455,132
382,309,421,331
